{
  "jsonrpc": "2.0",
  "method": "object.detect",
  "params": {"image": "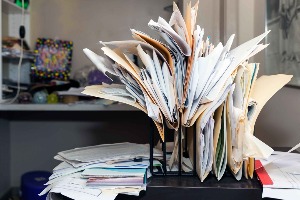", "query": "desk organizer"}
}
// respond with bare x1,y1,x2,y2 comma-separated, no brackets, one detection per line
149,122,197,176
82,1,292,182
